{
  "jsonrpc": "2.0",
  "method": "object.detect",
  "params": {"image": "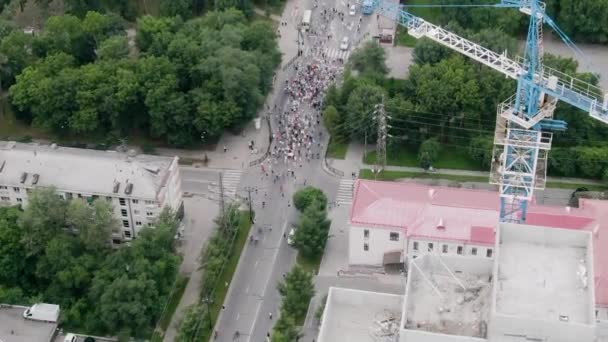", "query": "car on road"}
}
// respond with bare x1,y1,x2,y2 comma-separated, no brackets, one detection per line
287,228,296,245
340,37,349,50
349,4,356,16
